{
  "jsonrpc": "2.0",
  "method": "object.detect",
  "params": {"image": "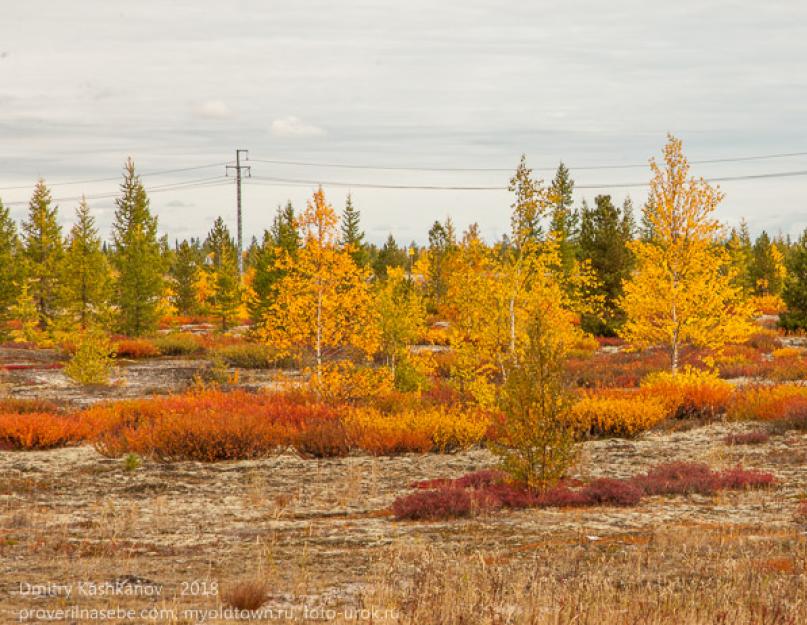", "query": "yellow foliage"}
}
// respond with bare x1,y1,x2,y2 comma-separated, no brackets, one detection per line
308,361,393,404
640,366,732,418
569,392,667,436
259,188,379,373
343,406,491,454
750,294,787,315
772,347,802,360
619,135,757,372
